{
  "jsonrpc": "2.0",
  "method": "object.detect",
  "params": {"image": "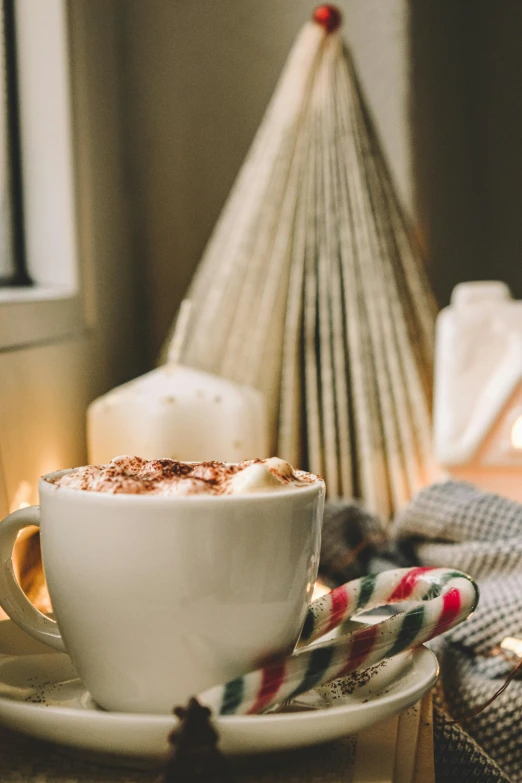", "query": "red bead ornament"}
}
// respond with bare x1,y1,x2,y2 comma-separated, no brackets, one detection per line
312,5,343,33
